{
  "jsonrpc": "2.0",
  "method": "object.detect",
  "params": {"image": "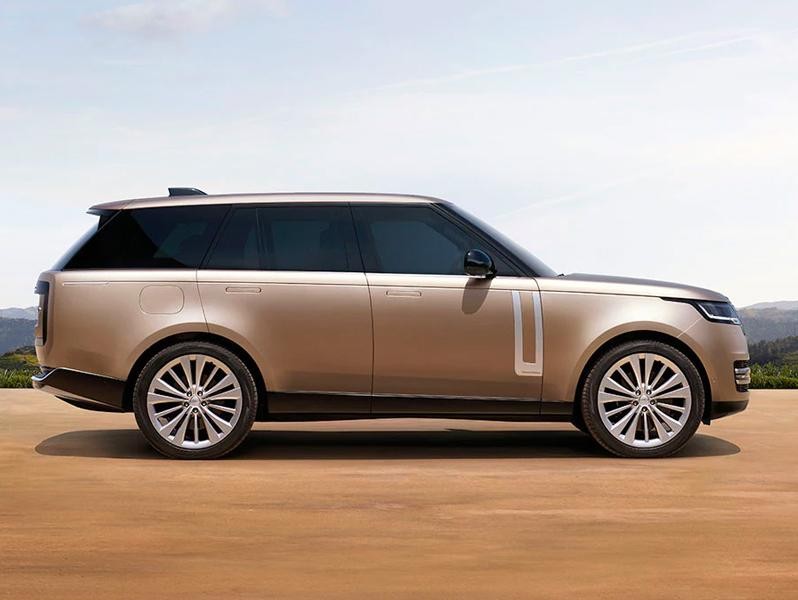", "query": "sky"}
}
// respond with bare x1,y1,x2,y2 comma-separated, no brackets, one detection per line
1,0,797,308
